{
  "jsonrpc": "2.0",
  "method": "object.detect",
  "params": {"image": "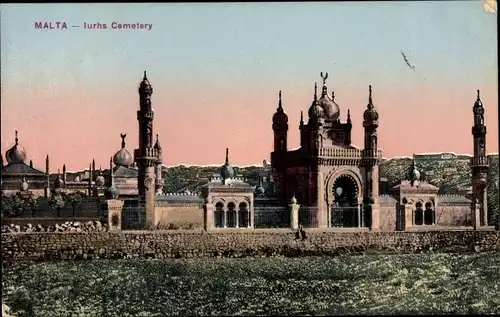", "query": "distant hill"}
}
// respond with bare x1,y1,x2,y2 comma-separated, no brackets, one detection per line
162,153,499,217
